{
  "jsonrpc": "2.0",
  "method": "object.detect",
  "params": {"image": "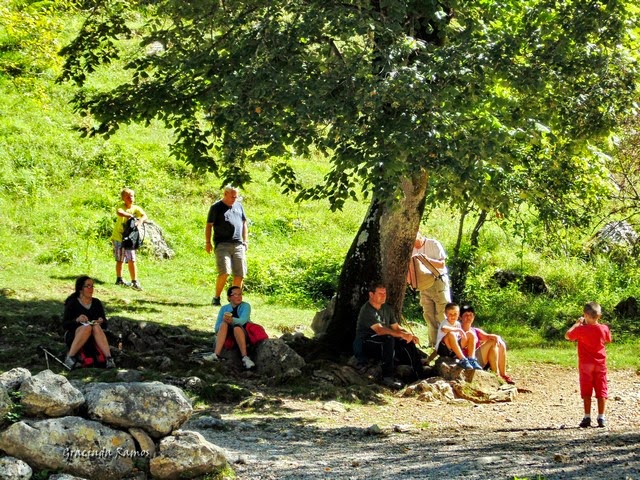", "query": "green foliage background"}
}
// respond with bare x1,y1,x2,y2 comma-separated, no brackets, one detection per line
1,1,639,370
